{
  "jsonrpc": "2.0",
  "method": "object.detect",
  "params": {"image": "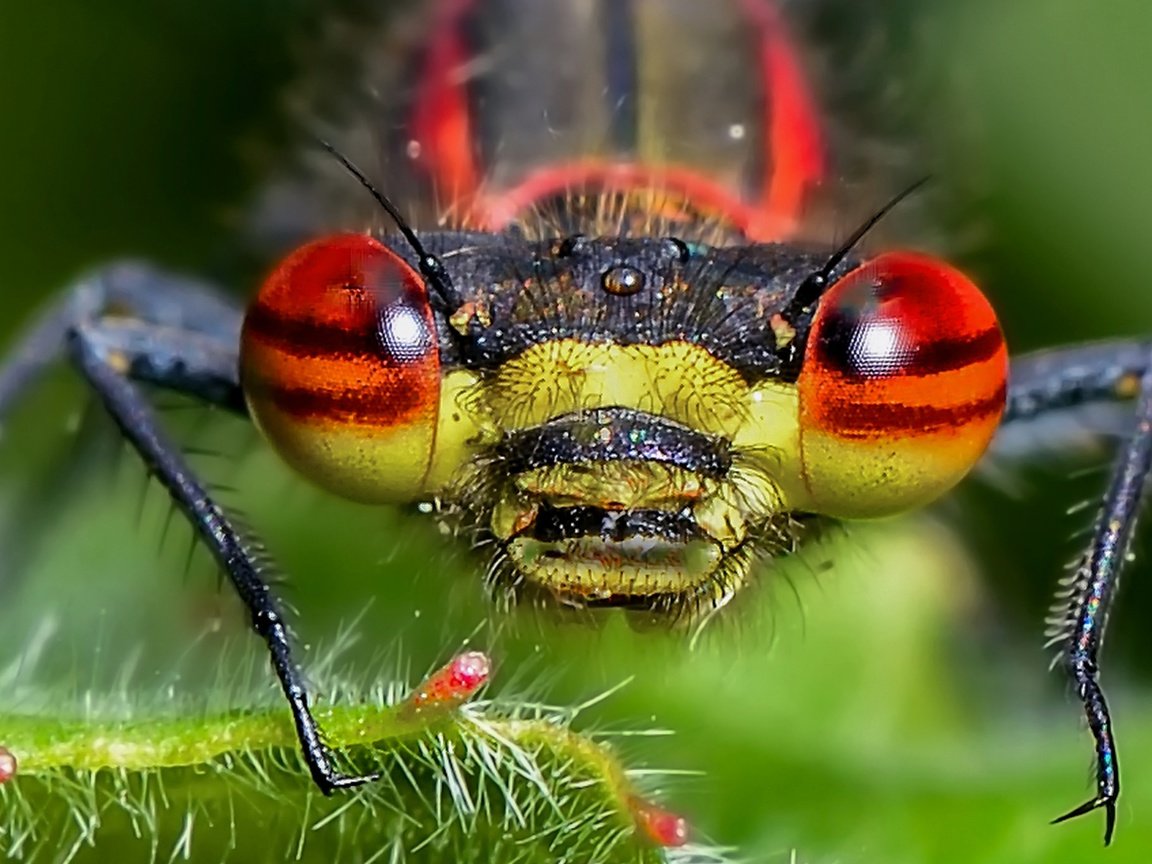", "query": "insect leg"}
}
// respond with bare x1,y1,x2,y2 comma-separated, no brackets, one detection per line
1001,338,1152,845
0,264,379,794
68,320,378,793
1004,338,1151,423
79,317,247,415
0,263,243,422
